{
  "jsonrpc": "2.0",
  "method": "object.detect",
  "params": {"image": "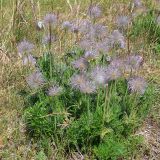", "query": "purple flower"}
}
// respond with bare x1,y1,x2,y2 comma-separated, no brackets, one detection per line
96,40,110,53
128,77,147,94
70,74,87,90
70,74,96,93
84,50,99,60
47,85,63,96
79,39,96,51
116,16,130,27
133,0,142,7
110,58,126,71
17,40,34,57
22,54,36,66
88,5,102,18
70,24,79,33
109,30,126,49
125,55,143,71
26,70,45,89
43,13,57,25
87,24,108,40
105,66,122,81
72,57,88,71
79,80,96,94
79,19,92,34
91,66,107,85
62,21,72,30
